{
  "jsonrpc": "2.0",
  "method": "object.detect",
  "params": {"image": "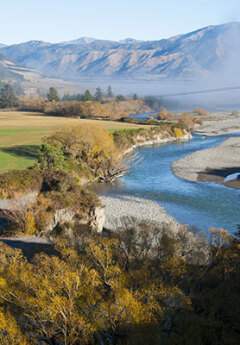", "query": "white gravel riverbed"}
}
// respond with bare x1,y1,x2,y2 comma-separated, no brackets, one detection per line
100,194,180,232
172,137,240,182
